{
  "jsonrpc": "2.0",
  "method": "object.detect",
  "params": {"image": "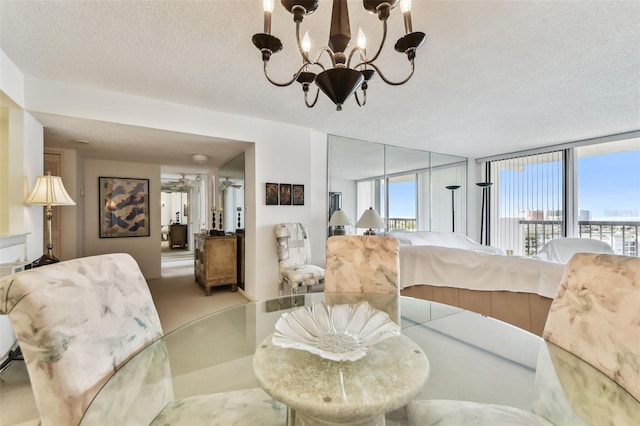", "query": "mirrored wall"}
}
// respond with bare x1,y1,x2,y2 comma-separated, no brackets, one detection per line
328,135,468,235
219,152,245,233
